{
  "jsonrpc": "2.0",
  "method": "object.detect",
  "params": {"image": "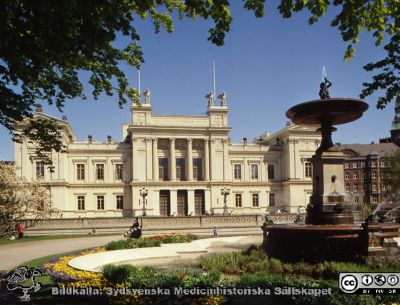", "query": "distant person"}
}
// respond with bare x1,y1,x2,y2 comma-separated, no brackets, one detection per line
17,223,24,239
213,226,219,238
130,218,142,239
